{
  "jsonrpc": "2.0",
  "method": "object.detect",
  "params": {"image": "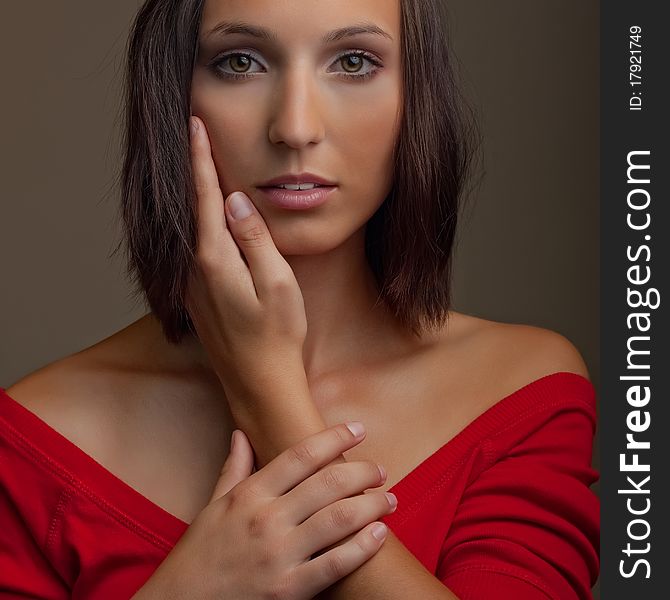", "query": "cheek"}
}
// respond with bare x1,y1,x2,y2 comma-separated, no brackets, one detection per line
207,122,253,190
343,91,400,197
191,87,258,189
